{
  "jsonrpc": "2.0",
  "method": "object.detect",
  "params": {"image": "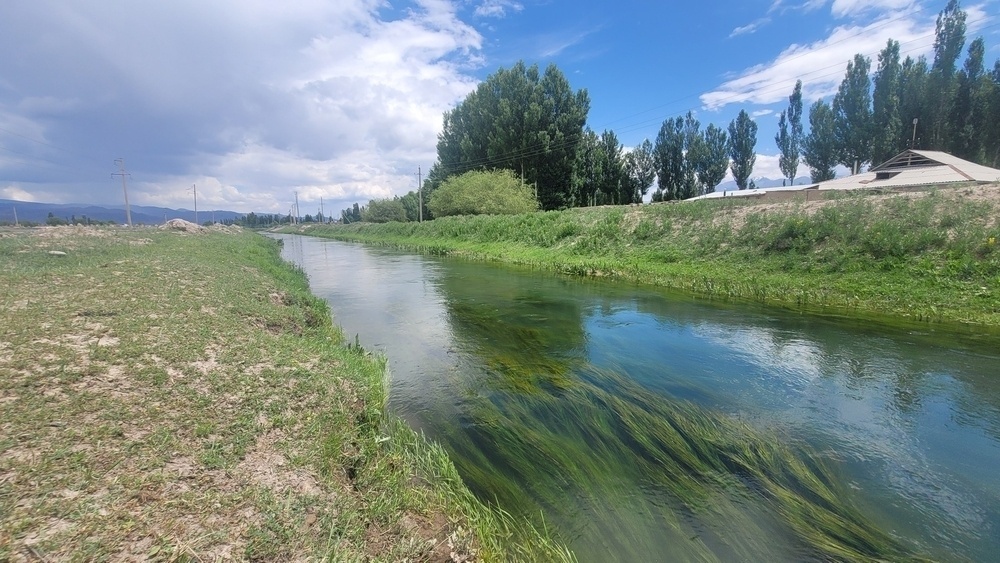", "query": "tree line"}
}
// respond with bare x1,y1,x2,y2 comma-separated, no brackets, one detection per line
342,0,997,222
